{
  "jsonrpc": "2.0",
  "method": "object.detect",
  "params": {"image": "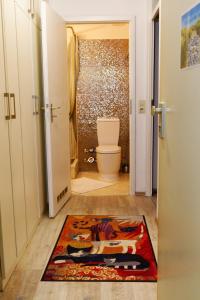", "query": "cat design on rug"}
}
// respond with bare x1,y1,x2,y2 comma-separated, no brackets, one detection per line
68,225,144,256
103,258,146,270
72,224,138,241
91,225,144,255
71,233,90,241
